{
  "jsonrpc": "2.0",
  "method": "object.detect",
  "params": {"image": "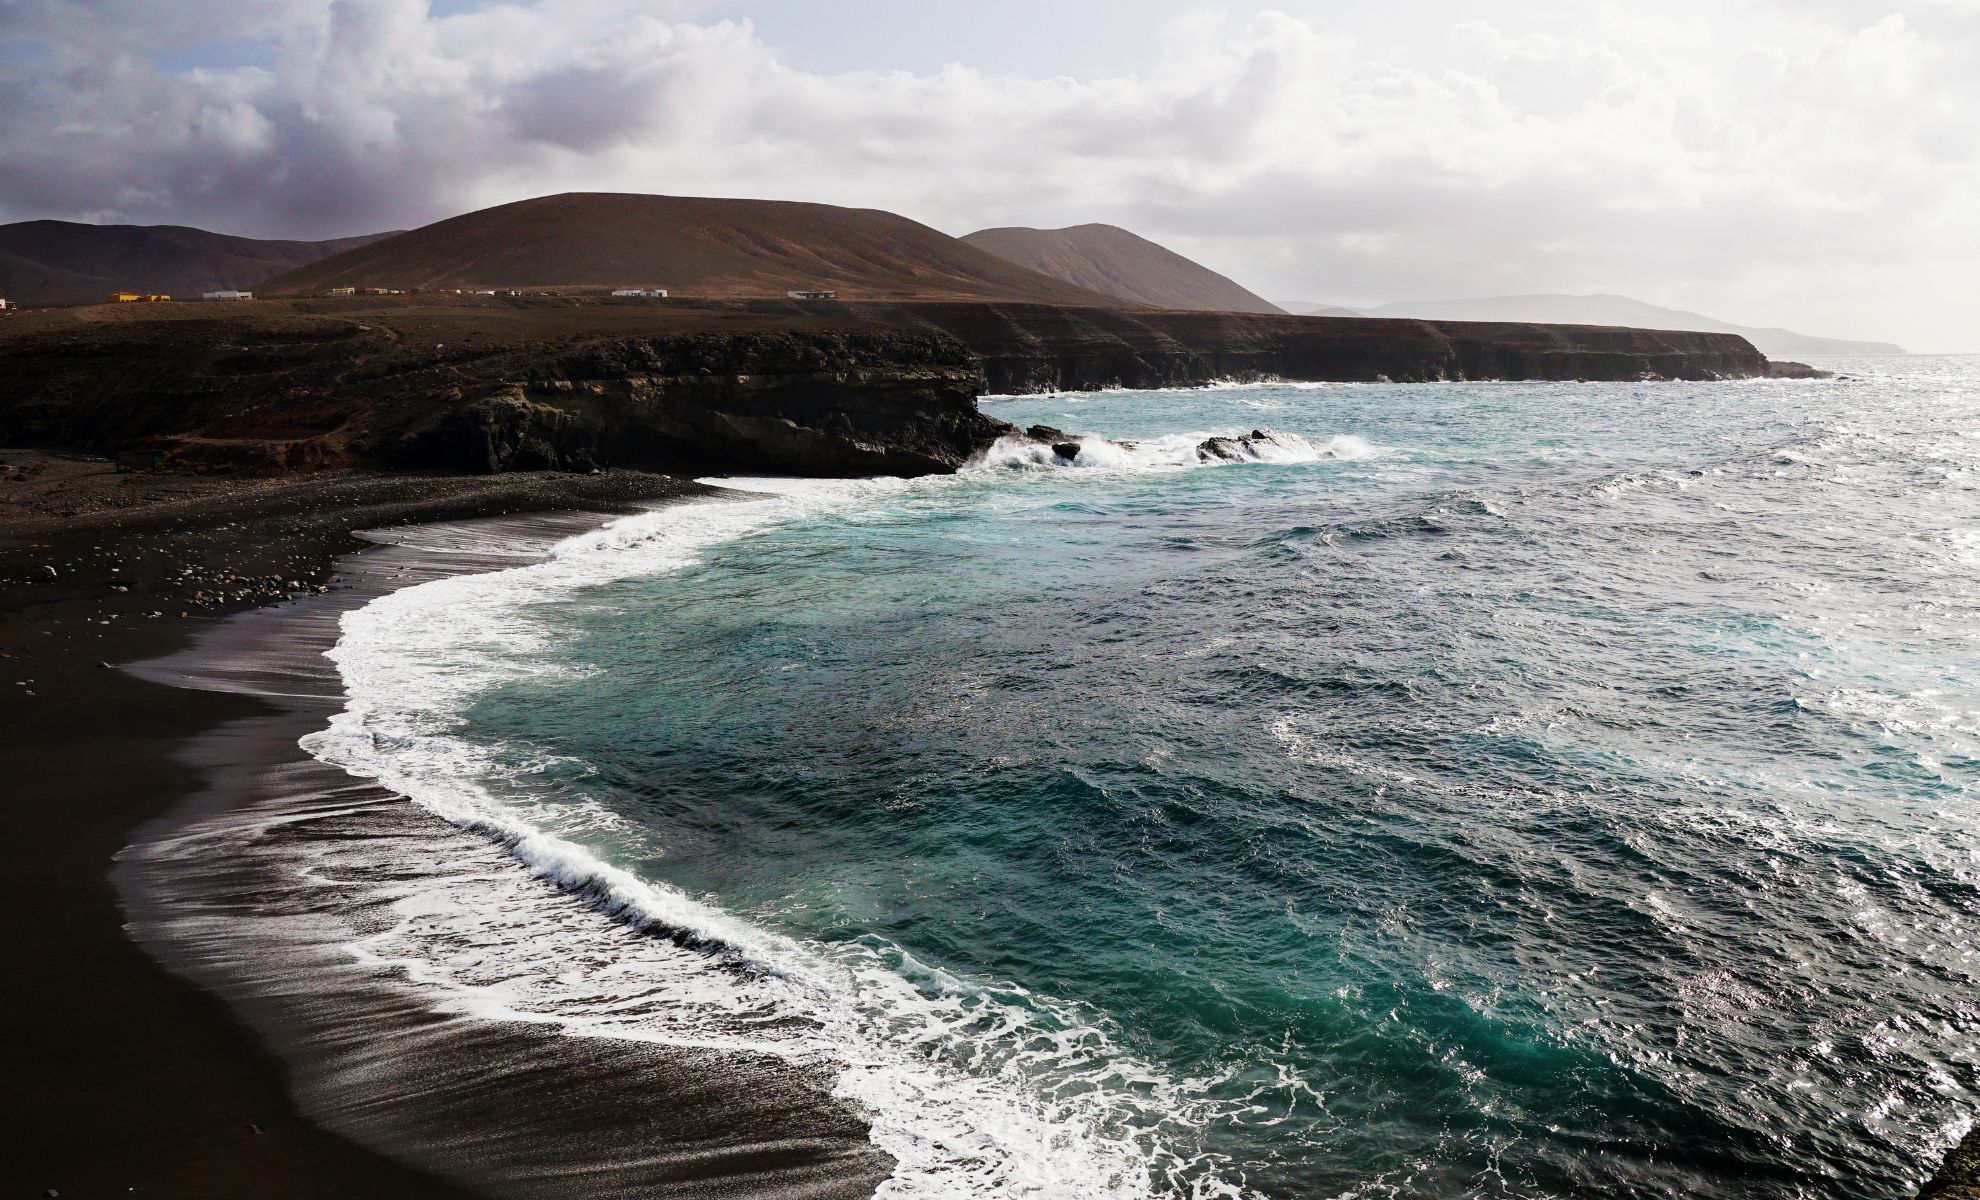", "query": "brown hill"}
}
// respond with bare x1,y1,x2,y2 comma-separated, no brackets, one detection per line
257,193,1127,305
0,221,397,306
960,223,1283,314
